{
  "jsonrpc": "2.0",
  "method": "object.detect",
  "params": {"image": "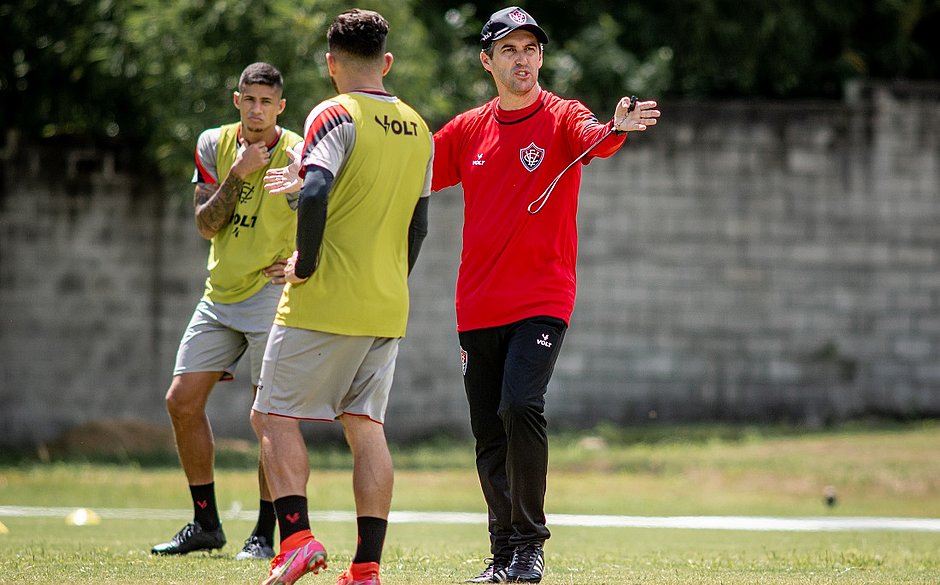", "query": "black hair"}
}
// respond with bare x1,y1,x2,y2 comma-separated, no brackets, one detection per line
238,62,284,92
327,9,389,59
